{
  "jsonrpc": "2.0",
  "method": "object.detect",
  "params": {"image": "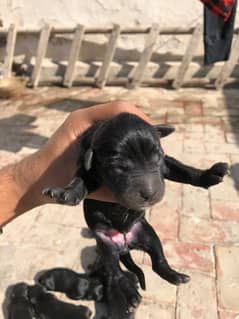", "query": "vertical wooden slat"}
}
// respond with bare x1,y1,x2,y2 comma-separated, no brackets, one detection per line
63,24,85,88
129,23,160,88
96,24,121,88
215,33,239,89
3,23,17,78
30,23,51,88
172,24,202,89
